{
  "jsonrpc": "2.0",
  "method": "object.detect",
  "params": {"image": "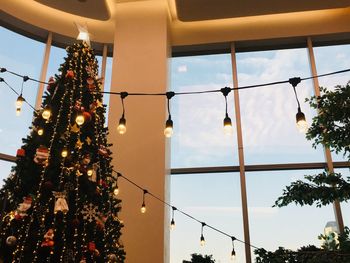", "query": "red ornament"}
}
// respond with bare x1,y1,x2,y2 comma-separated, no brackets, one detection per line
83,111,92,123
88,242,96,252
41,228,54,247
16,148,25,157
65,70,74,79
46,77,56,93
74,100,82,111
34,146,49,166
98,146,109,157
